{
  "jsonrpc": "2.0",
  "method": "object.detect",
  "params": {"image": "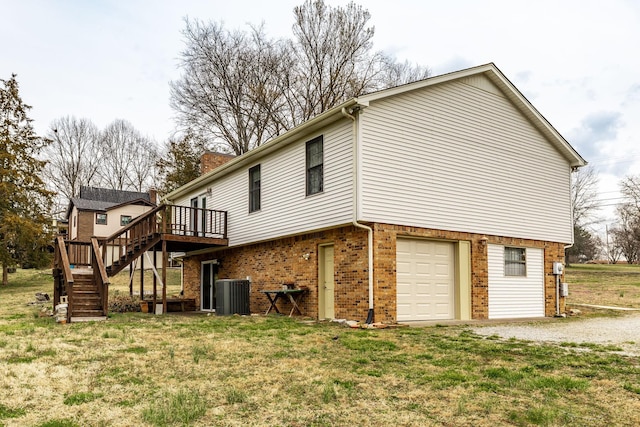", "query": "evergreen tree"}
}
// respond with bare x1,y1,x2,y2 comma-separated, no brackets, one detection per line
0,74,53,285
156,134,204,196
